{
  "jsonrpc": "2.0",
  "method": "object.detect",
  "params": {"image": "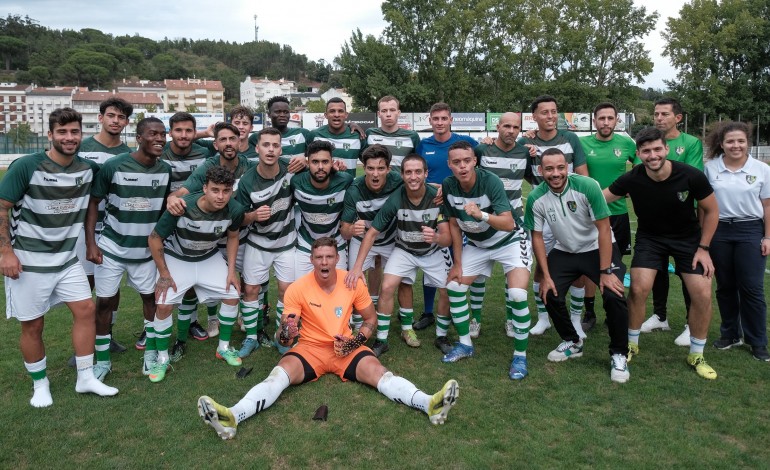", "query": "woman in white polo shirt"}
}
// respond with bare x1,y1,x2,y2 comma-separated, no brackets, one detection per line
704,121,770,362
